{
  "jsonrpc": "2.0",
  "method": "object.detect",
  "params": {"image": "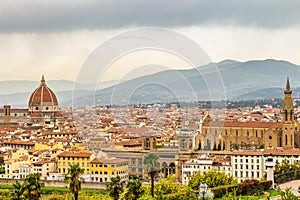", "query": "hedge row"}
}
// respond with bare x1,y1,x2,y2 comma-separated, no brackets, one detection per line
210,180,272,198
